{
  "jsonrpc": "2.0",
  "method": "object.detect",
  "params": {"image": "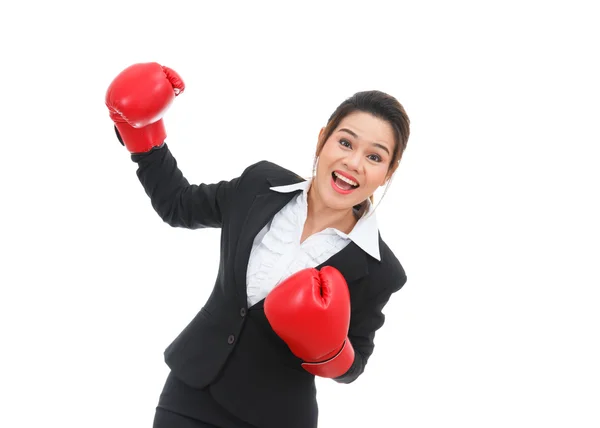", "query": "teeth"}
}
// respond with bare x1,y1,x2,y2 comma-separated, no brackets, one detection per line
334,172,358,187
